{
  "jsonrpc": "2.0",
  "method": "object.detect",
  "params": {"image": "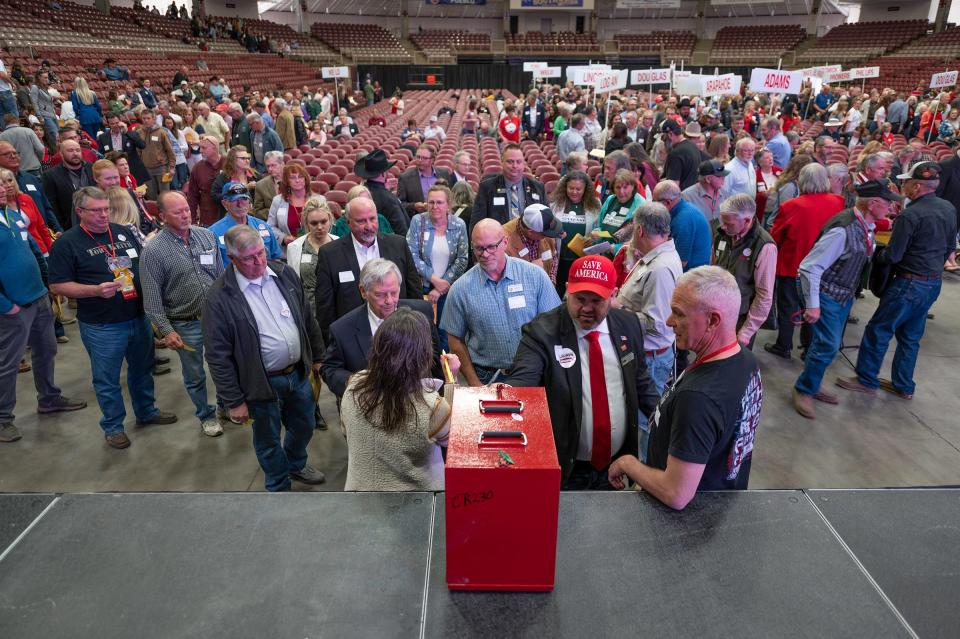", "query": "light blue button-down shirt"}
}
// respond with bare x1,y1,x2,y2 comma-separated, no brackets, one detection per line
235,269,301,372
441,257,561,369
